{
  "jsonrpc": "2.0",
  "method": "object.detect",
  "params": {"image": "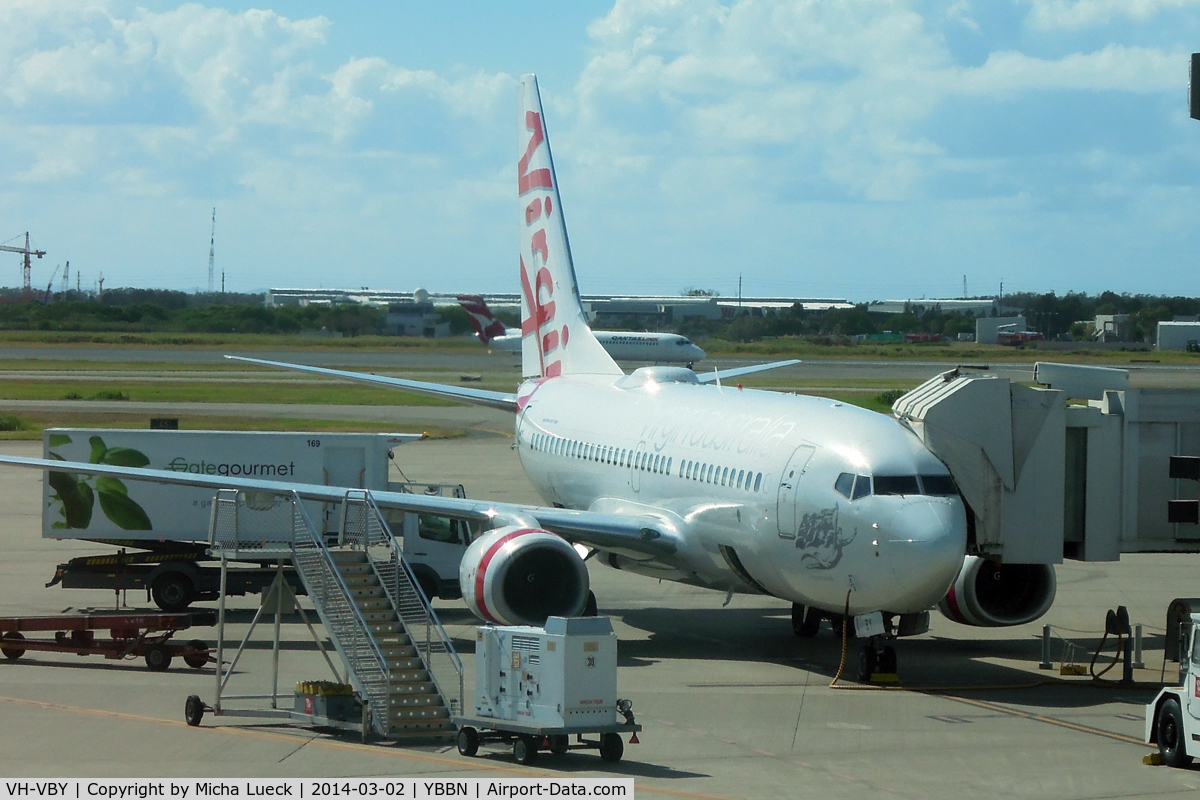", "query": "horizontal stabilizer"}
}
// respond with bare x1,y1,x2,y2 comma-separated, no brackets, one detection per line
695,359,801,384
225,355,518,411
